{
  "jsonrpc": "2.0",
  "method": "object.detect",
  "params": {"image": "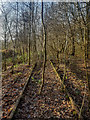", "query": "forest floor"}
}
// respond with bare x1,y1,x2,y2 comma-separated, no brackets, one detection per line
2,60,90,119
54,59,90,119
13,62,78,119
2,64,33,119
